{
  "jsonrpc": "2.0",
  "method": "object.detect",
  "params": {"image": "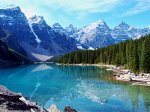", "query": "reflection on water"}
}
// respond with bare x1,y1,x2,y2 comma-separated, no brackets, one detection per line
0,64,150,112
